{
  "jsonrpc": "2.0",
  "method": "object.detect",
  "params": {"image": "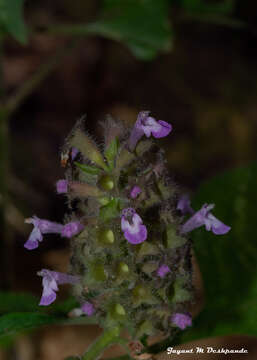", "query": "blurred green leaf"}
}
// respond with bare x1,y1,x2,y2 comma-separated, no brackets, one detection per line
0,312,97,339
87,0,173,60
0,0,28,44
180,0,235,15
181,163,257,341
0,292,38,314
